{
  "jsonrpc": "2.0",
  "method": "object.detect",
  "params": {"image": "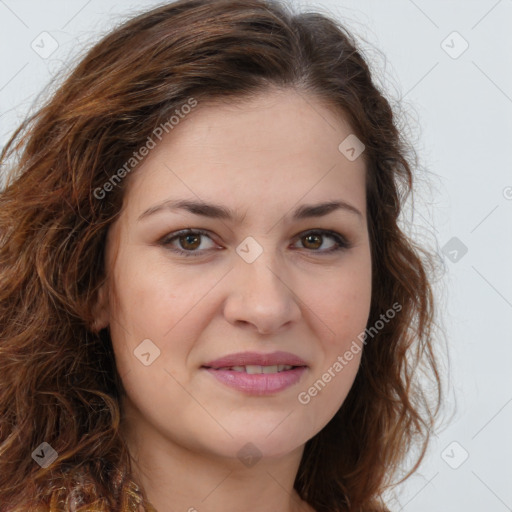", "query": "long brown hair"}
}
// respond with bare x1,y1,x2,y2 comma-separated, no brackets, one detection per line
0,0,441,510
